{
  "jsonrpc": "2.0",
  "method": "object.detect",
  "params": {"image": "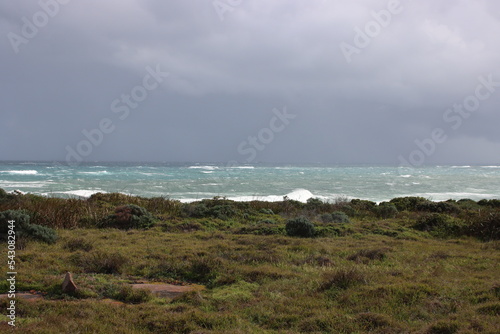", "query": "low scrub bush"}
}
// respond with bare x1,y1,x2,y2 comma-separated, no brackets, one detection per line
286,217,315,237
413,213,465,238
0,209,57,244
416,200,461,214
376,202,398,218
259,208,274,215
350,199,376,211
101,204,154,229
330,211,351,223
390,196,430,211
478,199,500,208
306,197,324,210
466,212,500,241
